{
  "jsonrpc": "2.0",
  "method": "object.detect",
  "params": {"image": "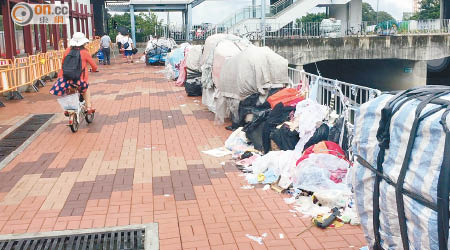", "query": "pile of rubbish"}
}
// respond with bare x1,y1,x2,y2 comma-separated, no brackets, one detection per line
221,94,360,229
163,34,361,231
144,37,176,66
